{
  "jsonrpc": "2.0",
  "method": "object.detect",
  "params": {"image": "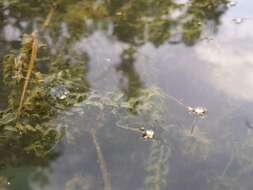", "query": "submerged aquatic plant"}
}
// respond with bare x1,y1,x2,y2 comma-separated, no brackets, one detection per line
53,87,166,189
145,141,171,190
1,32,58,156
0,5,88,158
0,1,234,189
